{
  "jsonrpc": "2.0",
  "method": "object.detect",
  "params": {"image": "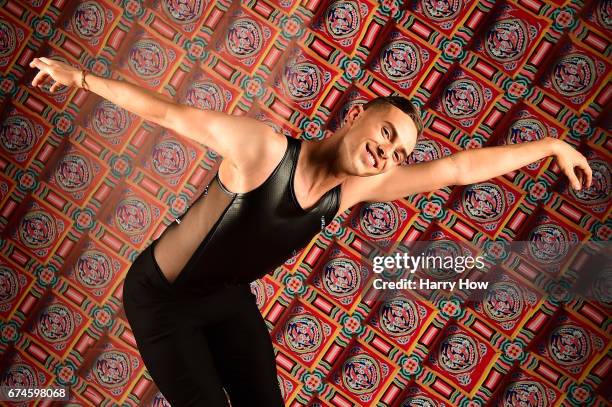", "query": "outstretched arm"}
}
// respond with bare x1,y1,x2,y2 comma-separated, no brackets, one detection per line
29,57,281,170
451,136,592,190
346,136,592,205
